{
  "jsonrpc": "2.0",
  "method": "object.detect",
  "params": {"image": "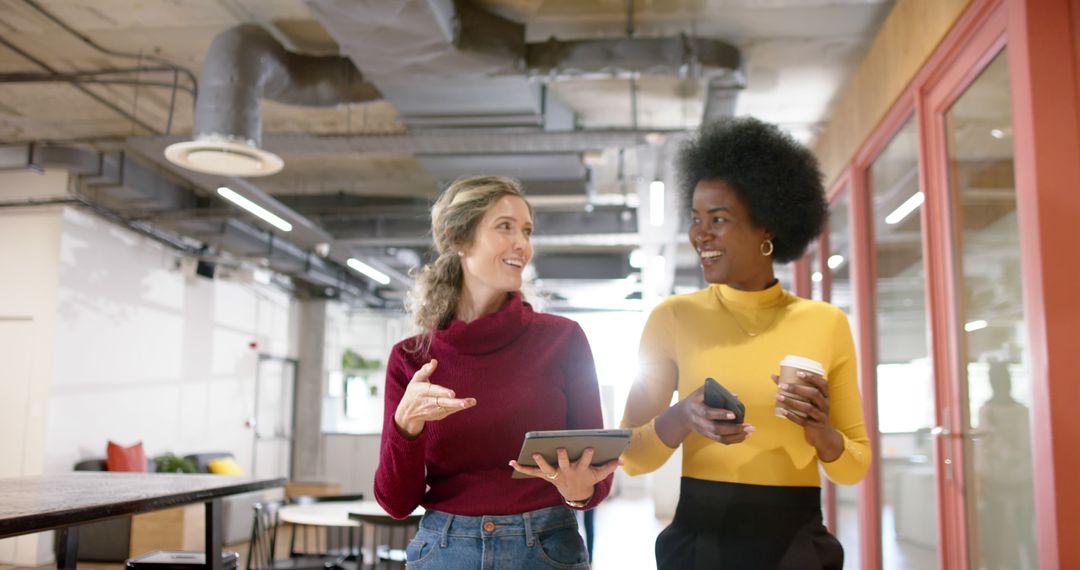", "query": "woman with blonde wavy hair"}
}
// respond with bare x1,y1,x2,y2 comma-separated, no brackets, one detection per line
374,175,619,569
